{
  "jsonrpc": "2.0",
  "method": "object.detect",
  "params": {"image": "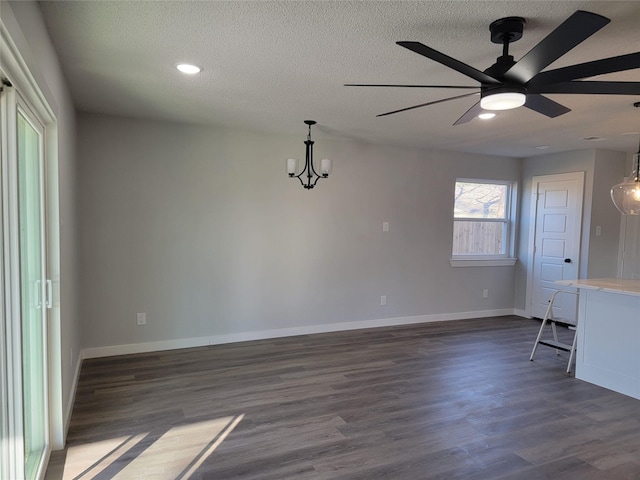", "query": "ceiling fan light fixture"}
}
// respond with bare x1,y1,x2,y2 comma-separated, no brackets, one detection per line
350,11,635,125
480,90,526,111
